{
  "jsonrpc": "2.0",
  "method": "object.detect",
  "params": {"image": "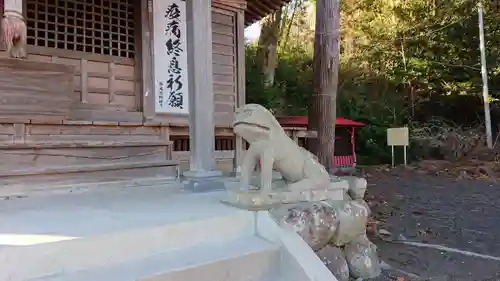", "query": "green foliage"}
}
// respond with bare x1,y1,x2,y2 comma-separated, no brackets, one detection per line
246,46,407,164
246,45,313,116
246,0,500,165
